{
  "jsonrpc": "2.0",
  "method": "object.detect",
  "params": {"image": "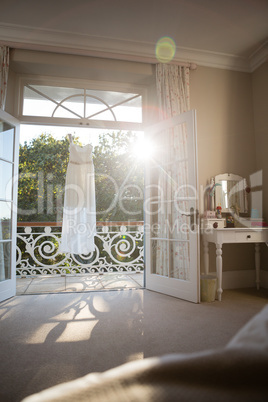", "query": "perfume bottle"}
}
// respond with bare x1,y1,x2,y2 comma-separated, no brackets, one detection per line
216,206,222,219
